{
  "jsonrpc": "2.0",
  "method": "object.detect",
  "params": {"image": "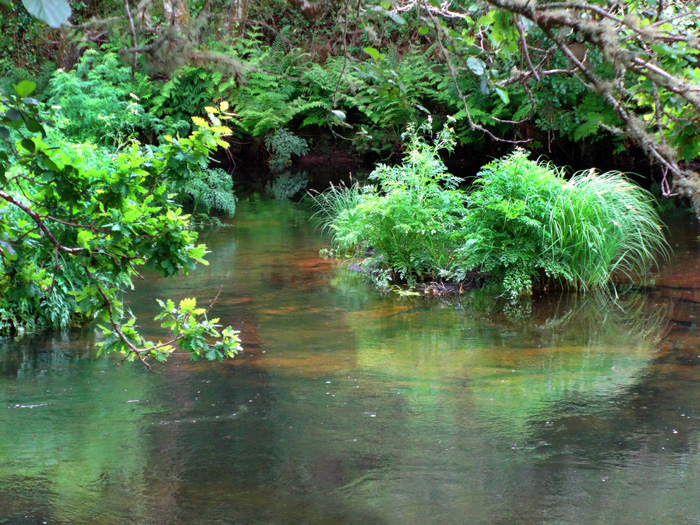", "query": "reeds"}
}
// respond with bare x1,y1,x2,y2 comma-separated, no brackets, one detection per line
547,169,669,292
